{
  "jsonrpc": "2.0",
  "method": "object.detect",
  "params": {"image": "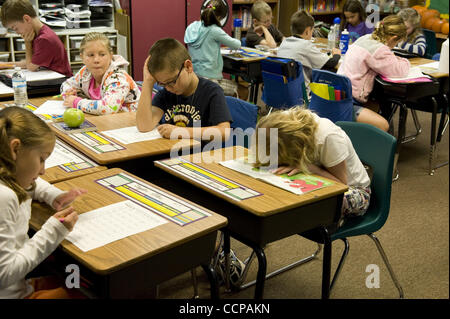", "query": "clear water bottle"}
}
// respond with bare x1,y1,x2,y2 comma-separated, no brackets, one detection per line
327,25,336,50
339,29,350,55
233,18,242,41
12,67,27,107
333,17,341,48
